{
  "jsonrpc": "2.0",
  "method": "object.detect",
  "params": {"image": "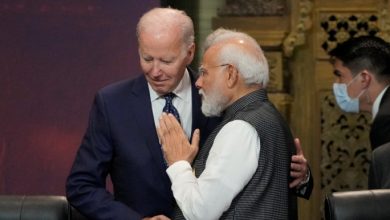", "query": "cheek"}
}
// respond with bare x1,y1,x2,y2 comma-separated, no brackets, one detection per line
202,79,214,92
140,61,152,73
164,64,184,78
